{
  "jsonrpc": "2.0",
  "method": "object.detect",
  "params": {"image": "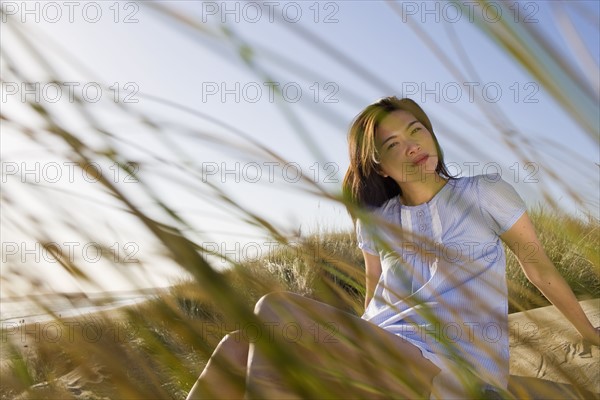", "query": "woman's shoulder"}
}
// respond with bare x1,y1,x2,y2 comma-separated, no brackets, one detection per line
364,195,400,219
450,173,504,189
442,174,501,204
470,173,516,193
